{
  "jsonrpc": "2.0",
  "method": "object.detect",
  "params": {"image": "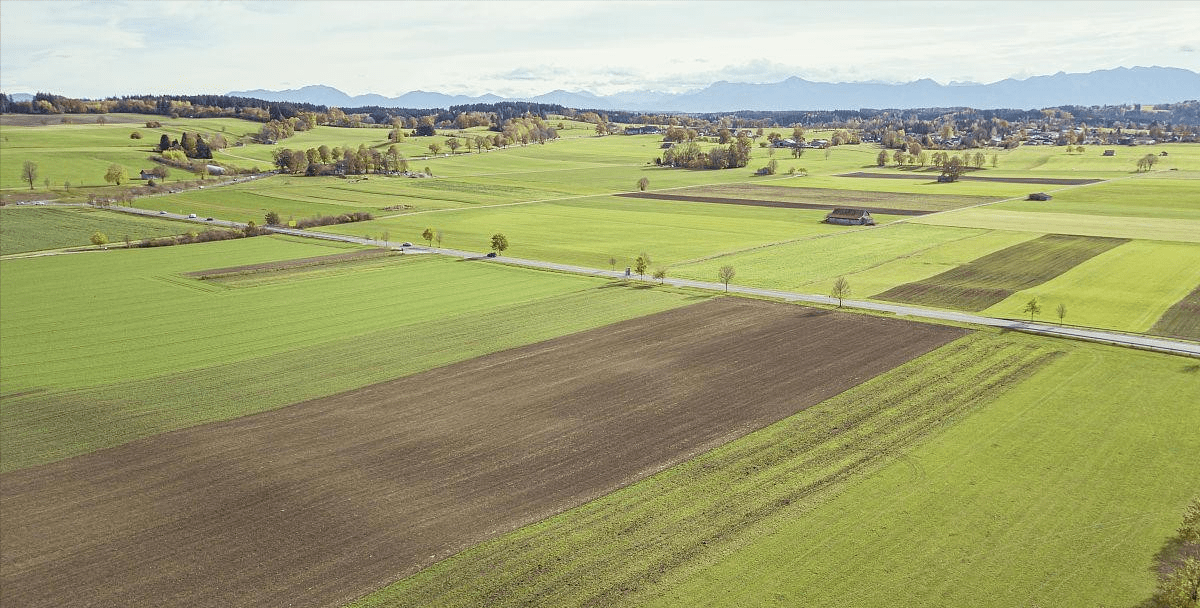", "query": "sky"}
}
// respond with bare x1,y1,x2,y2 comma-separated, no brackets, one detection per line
2,0,1198,99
